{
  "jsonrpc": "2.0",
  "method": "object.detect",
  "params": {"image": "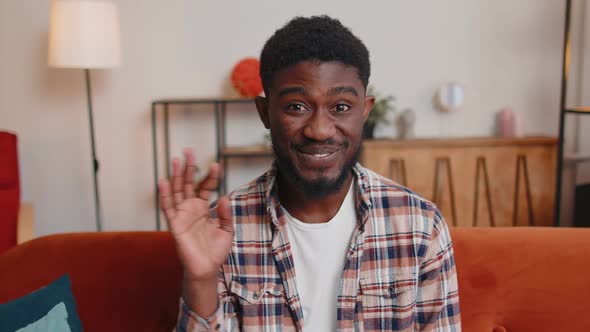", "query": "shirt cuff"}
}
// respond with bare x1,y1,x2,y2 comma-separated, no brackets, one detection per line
177,297,225,332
